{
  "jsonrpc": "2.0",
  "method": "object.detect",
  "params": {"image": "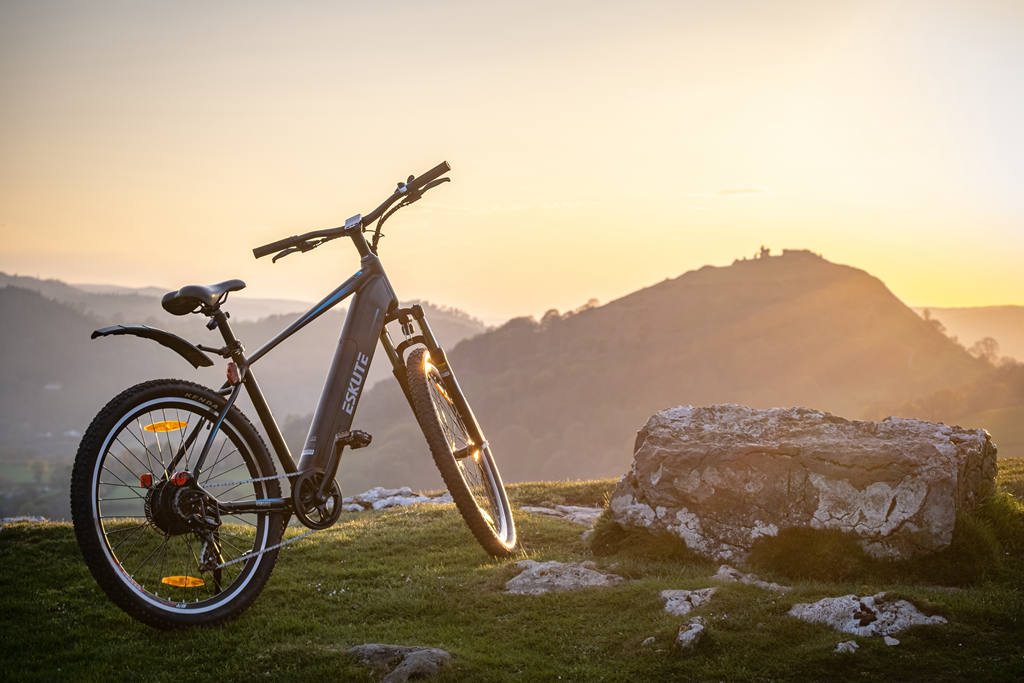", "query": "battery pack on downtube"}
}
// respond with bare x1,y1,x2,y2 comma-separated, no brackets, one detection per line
299,264,396,475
